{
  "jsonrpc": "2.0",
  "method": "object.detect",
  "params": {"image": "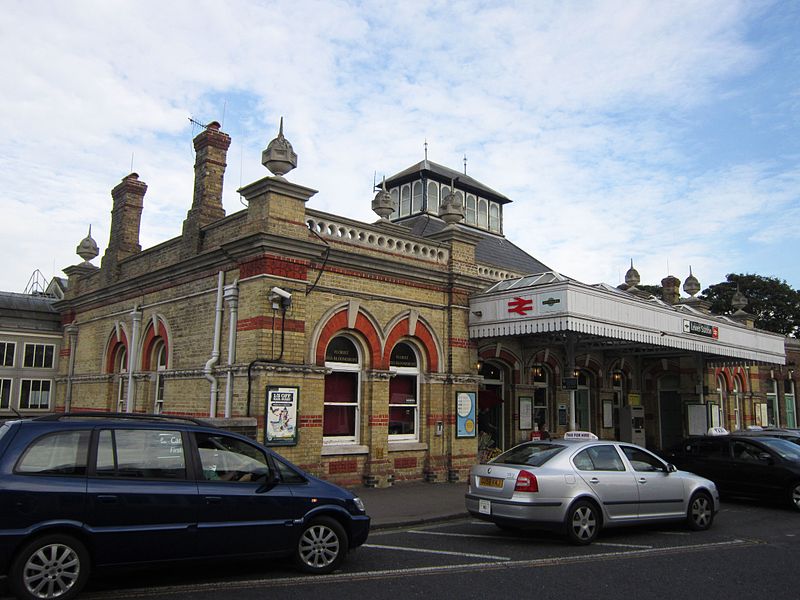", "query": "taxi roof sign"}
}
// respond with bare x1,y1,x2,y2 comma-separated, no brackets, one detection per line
707,426,729,436
563,431,599,440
